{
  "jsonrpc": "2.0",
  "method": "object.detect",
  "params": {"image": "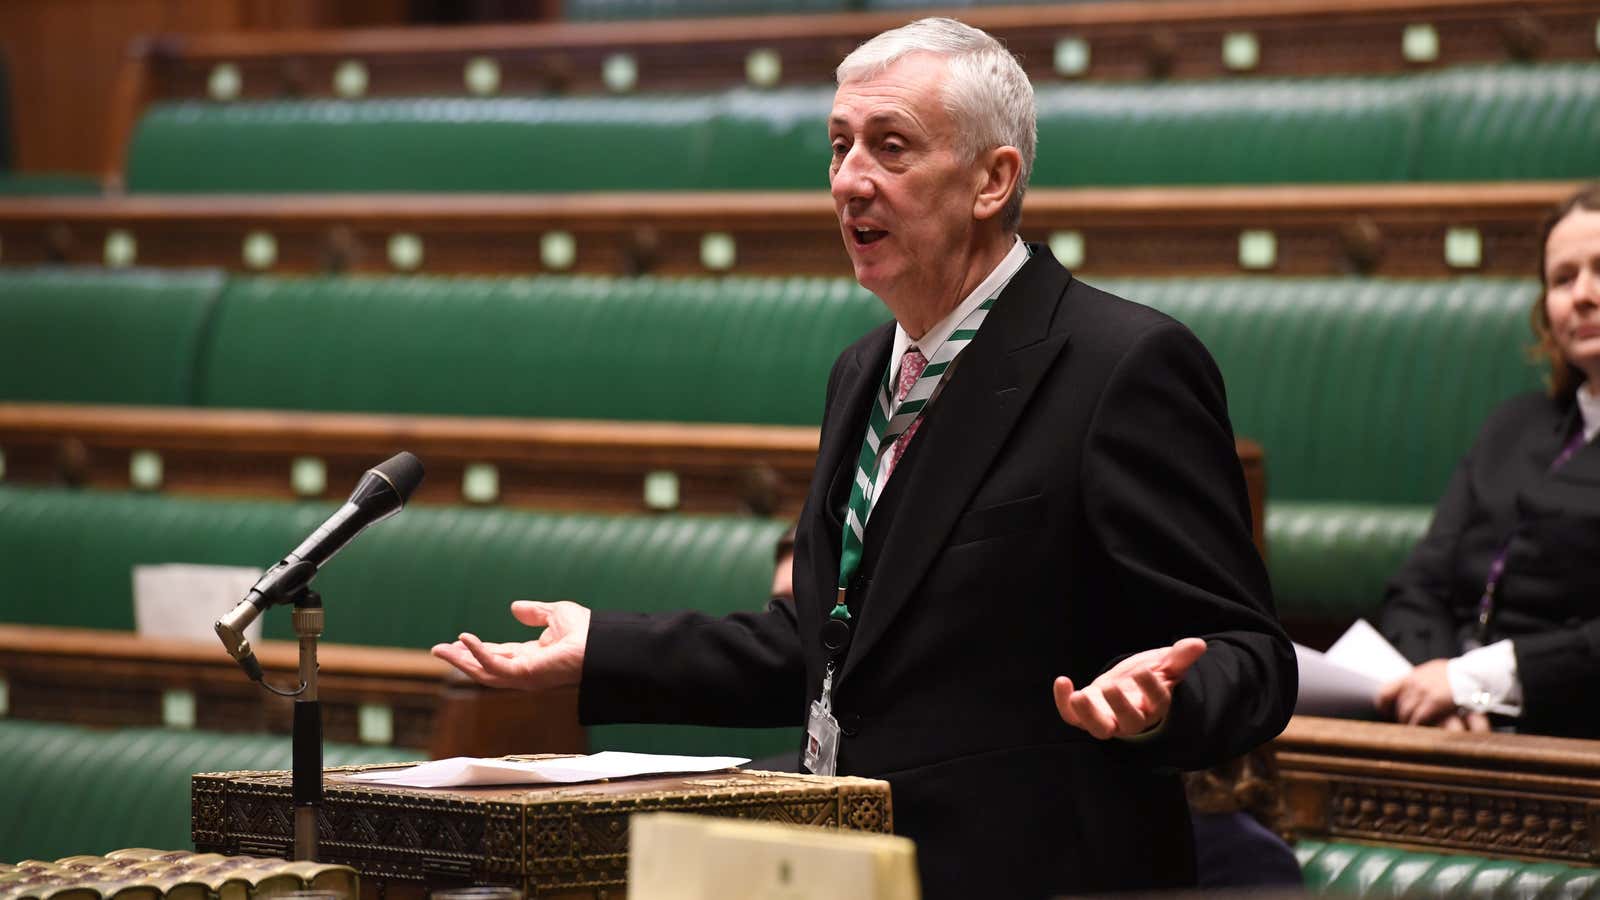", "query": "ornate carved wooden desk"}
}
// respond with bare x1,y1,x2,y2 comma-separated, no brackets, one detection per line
192,761,892,899
1275,715,1600,864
